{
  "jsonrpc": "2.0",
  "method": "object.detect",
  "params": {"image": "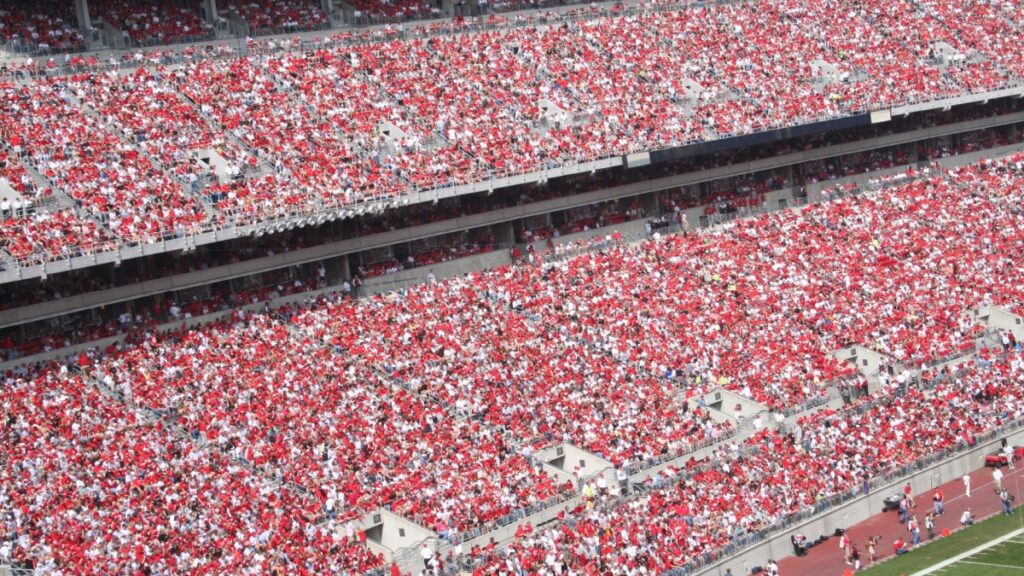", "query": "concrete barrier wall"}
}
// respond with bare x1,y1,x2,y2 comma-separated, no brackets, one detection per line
360,249,511,296
366,540,392,562
542,219,650,249
540,443,616,486
699,388,767,420
686,400,740,428
976,306,1024,341
540,461,579,487
832,345,894,390
375,509,436,557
